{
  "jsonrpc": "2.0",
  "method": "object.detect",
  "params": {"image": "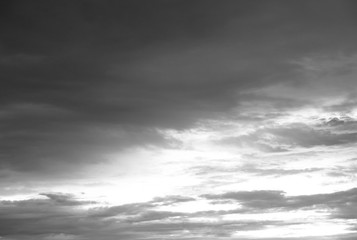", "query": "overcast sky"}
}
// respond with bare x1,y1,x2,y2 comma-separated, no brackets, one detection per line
1,1,357,239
